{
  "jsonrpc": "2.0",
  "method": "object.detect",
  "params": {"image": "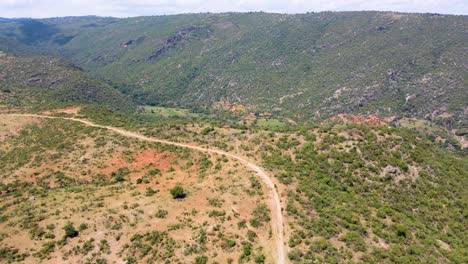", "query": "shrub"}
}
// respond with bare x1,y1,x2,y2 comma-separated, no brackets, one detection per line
224,239,236,249
99,240,111,254
342,231,367,252
29,225,46,240
255,254,266,264
247,230,257,242
79,223,88,231
242,242,252,257
396,224,408,239
0,247,29,262
238,220,247,229
155,209,168,218
250,218,261,228
208,210,226,217
148,169,161,176
33,241,55,259
208,198,224,207
195,255,208,264
111,167,130,182
170,185,186,199
81,239,95,254
201,127,214,135
95,258,107,264
288,249,303,261
250,204,271,227
310,238,332,253
145,187,158,196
